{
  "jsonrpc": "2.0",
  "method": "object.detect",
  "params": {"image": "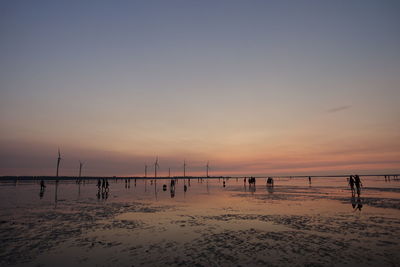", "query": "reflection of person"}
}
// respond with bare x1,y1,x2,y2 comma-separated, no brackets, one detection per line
39,180,46,199
267,185,274,194
40,180,46,190
355,196,363,211
351,195,356,208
